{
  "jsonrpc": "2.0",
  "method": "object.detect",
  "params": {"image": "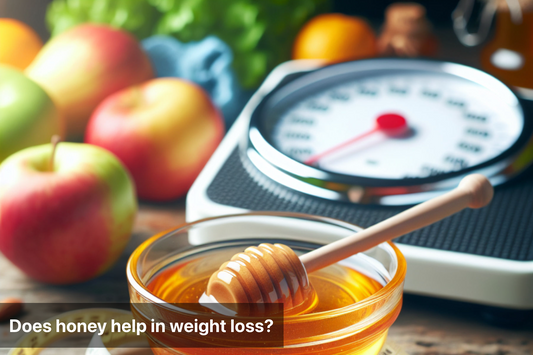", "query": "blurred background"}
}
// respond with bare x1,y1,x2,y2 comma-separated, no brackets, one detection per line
0,0,464,39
